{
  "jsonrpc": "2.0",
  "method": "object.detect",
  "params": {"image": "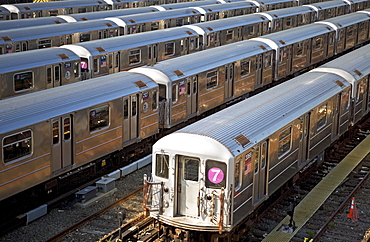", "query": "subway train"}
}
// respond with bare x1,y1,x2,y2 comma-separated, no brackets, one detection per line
0,7,370,223
1,2,370,100
0,0,199,20
143,42,370,241
0,0,313,53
